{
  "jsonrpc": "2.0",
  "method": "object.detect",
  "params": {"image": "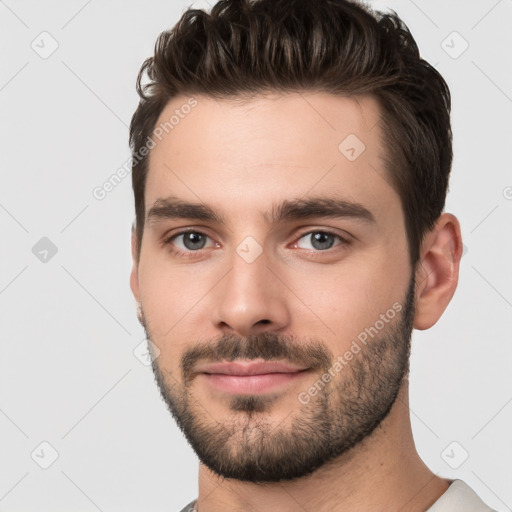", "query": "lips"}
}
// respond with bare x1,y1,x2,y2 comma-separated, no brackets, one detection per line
195,360,308,376
195,360,310,394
